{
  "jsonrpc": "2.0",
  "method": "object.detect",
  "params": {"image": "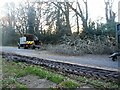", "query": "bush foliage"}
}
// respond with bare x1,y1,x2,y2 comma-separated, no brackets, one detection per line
47,35,116,55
